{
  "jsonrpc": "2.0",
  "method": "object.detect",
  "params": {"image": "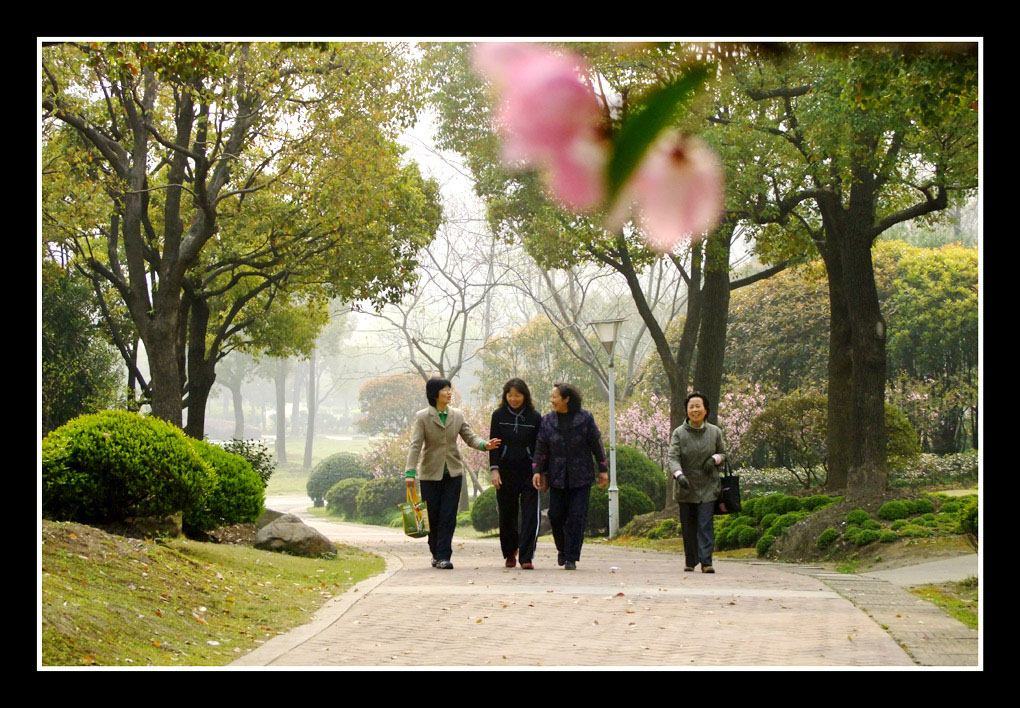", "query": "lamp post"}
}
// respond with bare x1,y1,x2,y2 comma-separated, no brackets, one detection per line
590,318,625,537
